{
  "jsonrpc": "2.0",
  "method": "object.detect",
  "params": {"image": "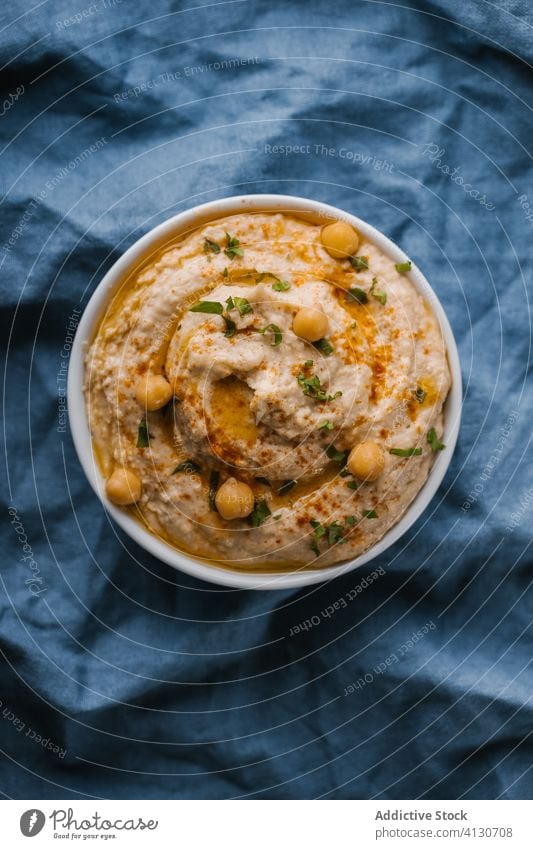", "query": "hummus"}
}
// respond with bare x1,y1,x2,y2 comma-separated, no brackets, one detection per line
85,211,451,571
